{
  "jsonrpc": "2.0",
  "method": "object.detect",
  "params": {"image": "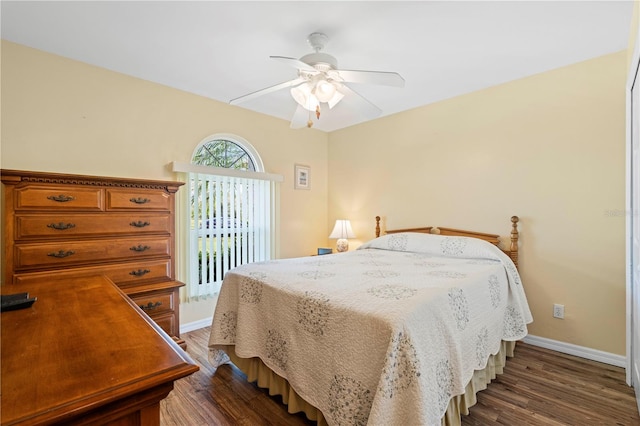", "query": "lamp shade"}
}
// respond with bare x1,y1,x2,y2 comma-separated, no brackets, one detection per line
329,220,356,239
291,83,319,112
314,79,337,102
